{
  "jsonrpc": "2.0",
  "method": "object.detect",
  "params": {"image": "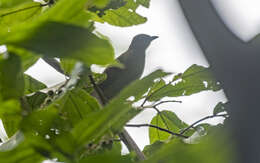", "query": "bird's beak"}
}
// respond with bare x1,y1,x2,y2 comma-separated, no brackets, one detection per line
150,36,159,41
